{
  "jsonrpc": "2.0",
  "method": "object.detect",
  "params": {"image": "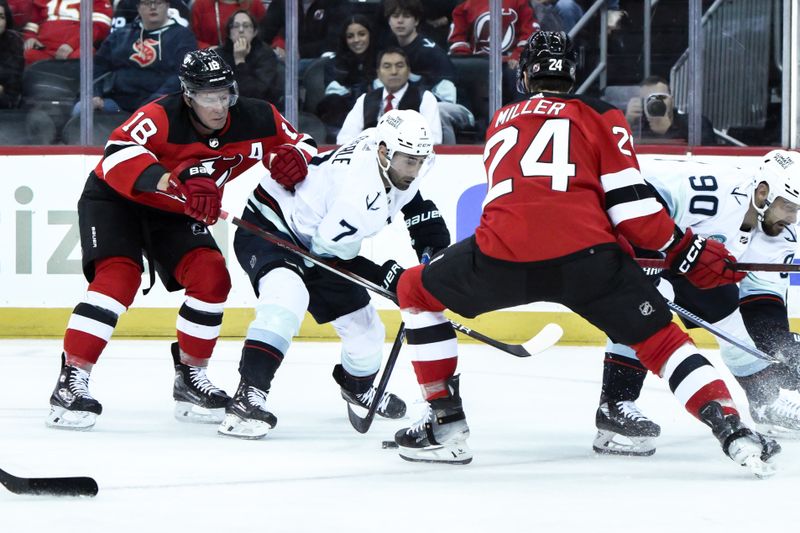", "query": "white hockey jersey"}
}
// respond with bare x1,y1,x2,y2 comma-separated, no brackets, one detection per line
642,159,798,299
247,128,433,260
643,159,754,258
739,225,797,299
